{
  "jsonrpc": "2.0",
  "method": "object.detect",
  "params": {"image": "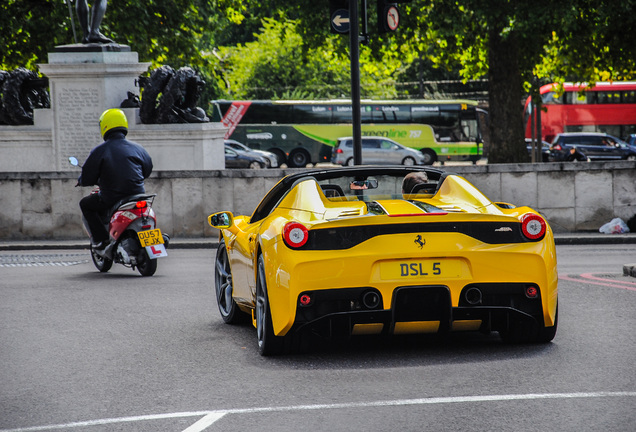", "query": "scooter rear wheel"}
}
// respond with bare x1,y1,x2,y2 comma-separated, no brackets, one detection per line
91,245,113,272
136,249,157,276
